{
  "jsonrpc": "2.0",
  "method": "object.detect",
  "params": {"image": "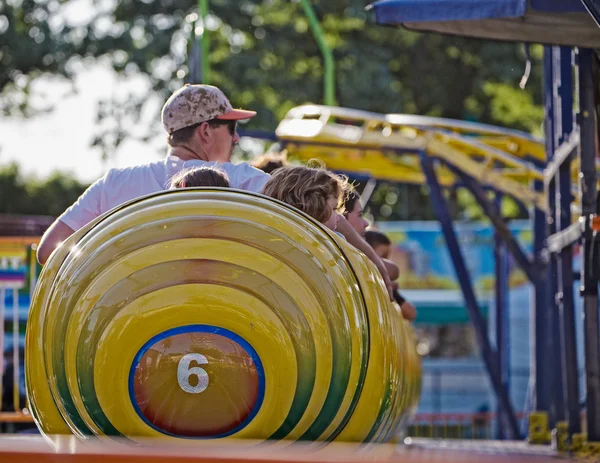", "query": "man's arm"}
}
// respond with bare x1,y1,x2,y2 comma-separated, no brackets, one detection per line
37,171,110,265
37,220,75,265
336,215,394,301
